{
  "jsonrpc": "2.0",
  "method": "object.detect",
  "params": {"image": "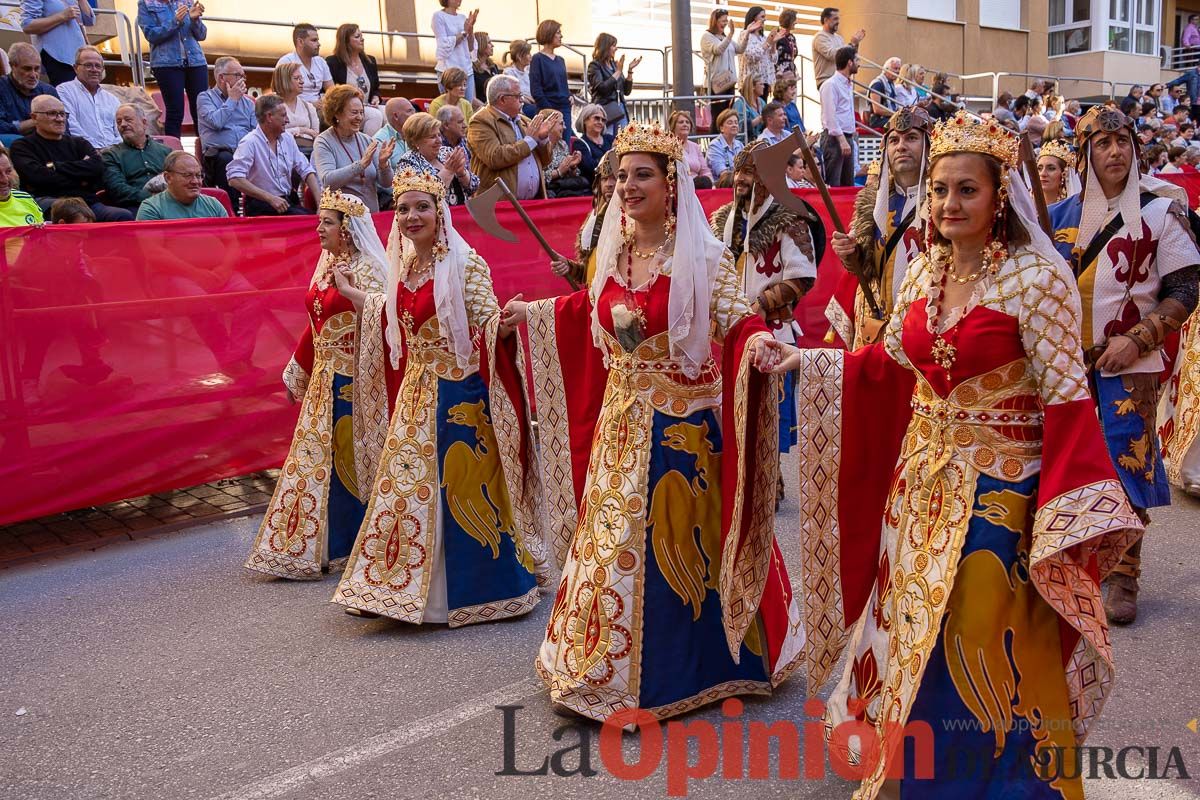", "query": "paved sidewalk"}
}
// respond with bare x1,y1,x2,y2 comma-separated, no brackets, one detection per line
0,471,277,567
